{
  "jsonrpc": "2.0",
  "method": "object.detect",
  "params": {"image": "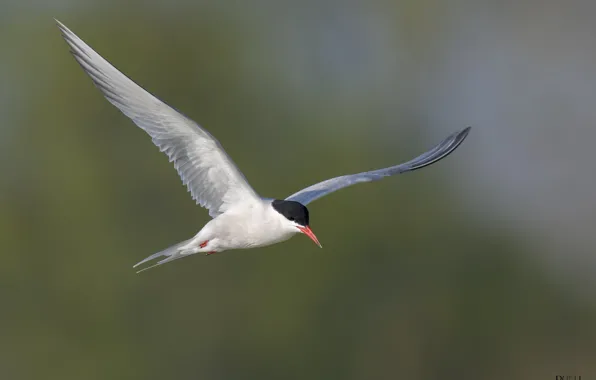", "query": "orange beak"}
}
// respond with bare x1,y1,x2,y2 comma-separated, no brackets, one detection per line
297,225,322,248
